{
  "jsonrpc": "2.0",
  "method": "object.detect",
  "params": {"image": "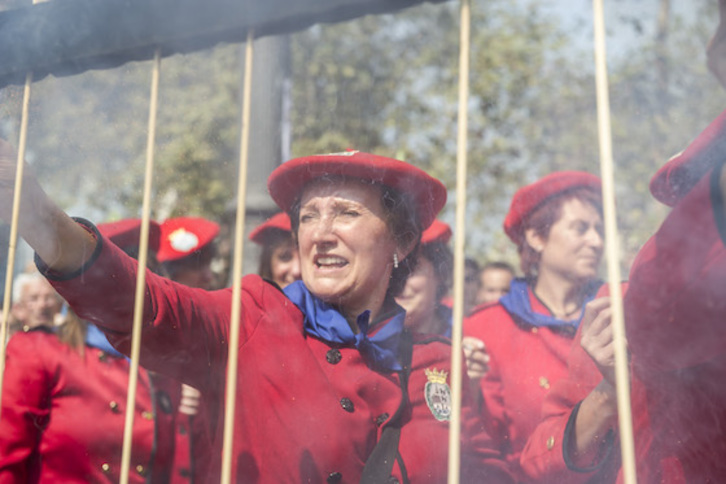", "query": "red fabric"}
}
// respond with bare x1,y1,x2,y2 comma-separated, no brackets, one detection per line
248,212,292,244
0,331,192,483
267,151,447,230
518,289,665,484
650,108,726,207
625,168,726,482
421,219,452,245
169,411,211,484
463,290,575,481
97,218,161,253
518,321,616,484
49,236,513,483
503,172,601,245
